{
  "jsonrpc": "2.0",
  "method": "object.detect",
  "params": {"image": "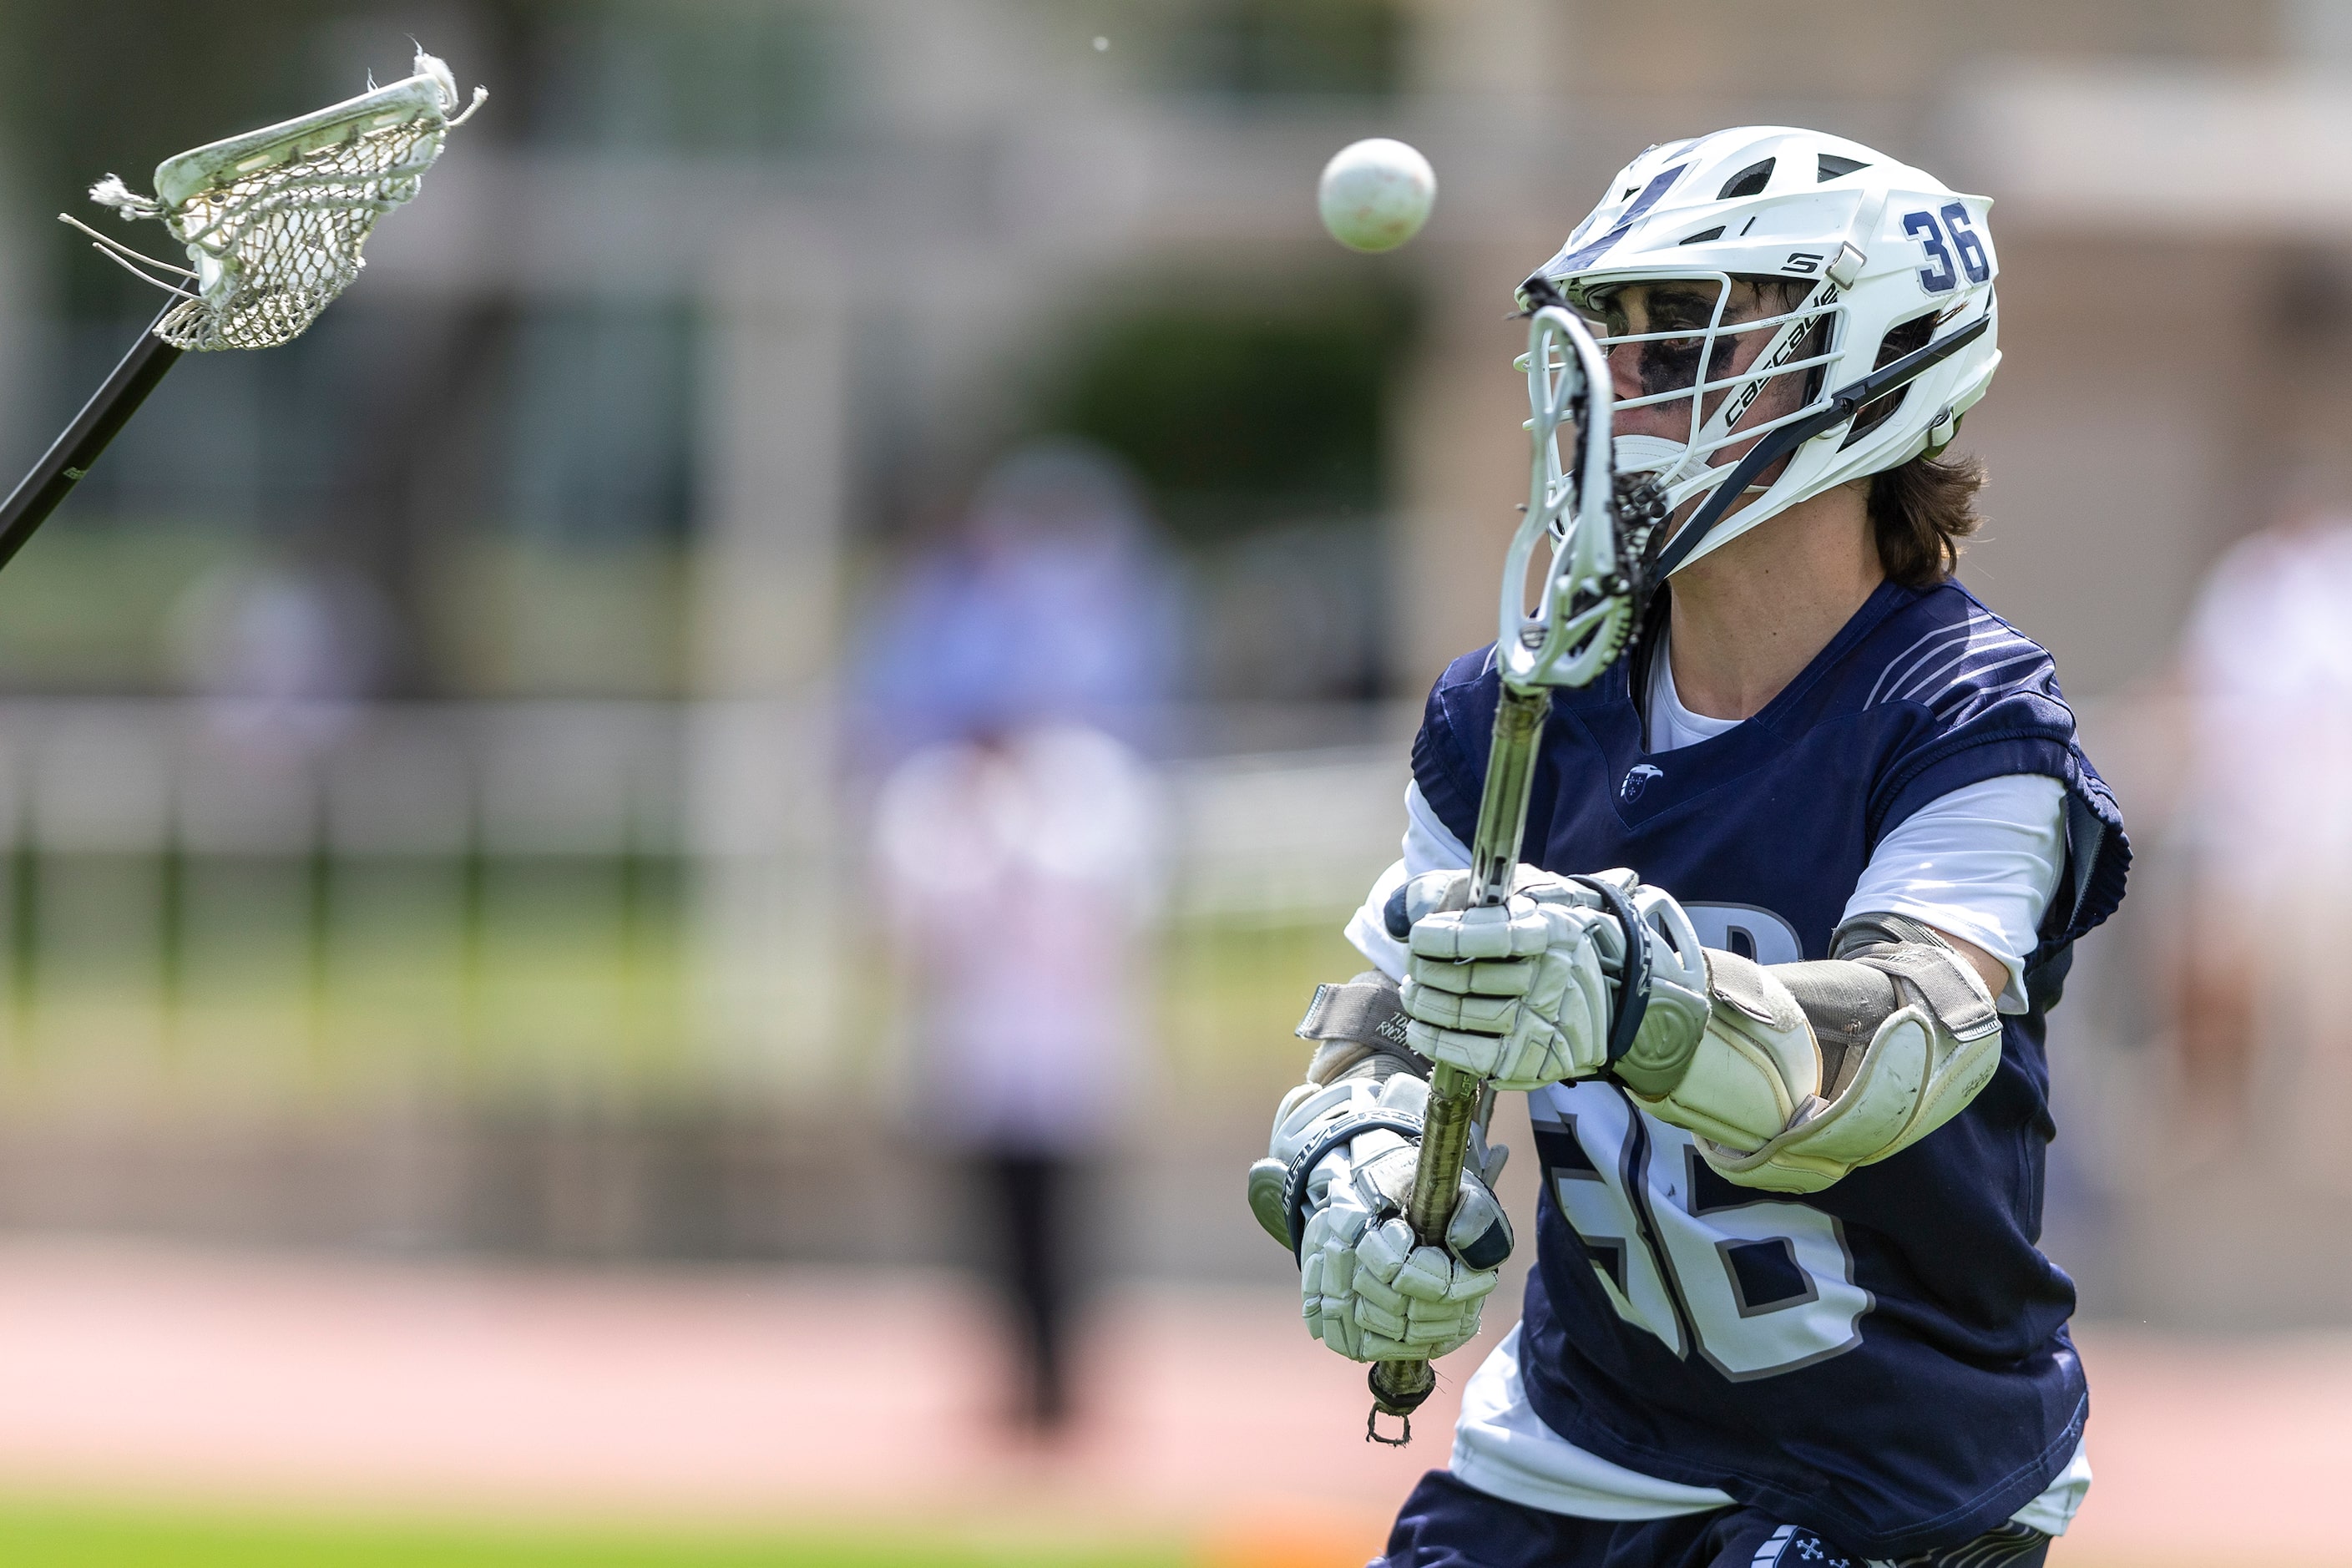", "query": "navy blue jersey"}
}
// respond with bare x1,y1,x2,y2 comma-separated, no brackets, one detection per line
1410,579,2128,1560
